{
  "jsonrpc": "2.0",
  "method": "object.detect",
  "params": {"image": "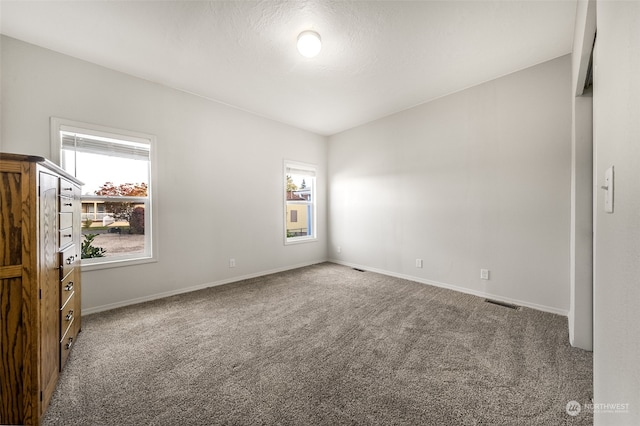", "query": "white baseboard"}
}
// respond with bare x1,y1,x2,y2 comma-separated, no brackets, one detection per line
83,258,567,317
328,259,569,317
82,259,328,315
